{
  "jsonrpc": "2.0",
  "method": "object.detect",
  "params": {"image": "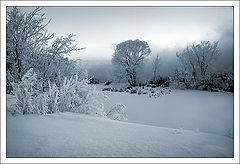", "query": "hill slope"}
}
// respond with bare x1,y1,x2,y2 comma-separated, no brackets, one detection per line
7,112,233,157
